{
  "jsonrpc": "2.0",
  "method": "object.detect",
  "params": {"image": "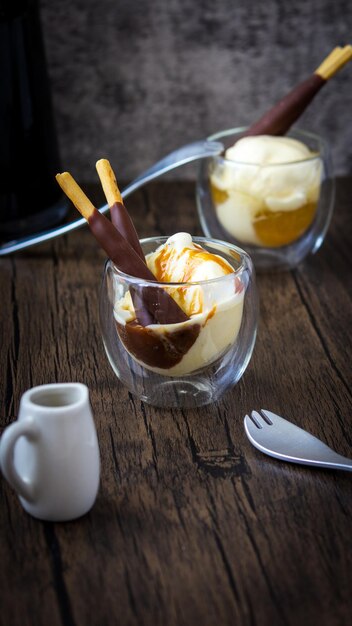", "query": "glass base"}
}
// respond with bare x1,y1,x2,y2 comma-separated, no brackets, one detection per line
140,379,217,409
